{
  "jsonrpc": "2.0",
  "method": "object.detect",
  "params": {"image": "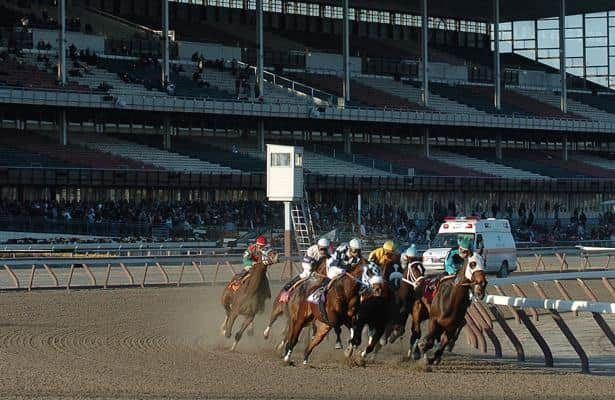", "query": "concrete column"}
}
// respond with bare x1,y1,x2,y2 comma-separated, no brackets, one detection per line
257,119,265,152
421,0,429,106
284,201,292,257
559,0,567,113
495,132,503,160
343,127,352,154
58,0,66,85
161,0,170,86
493,0,501,110
162,117,171,150
423,127,430,158
256,0,264,97
357,191,362,227
342,0,350,103
562,135,569,161
58,110,67,145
